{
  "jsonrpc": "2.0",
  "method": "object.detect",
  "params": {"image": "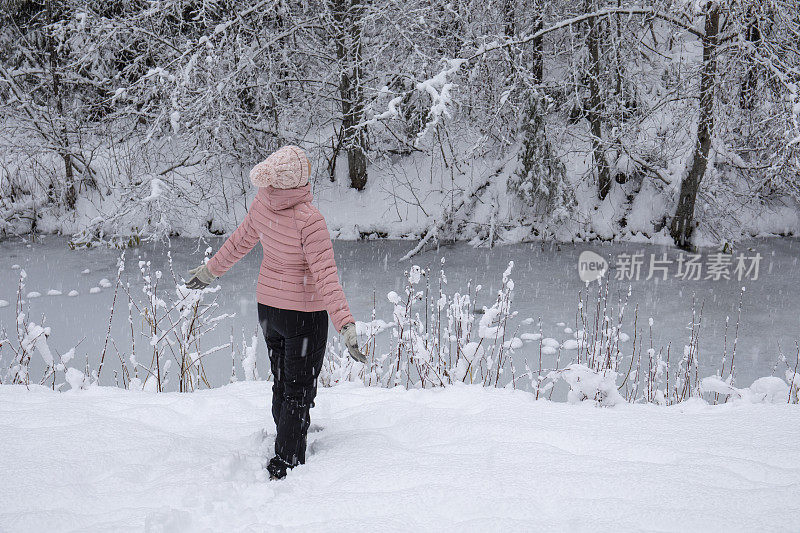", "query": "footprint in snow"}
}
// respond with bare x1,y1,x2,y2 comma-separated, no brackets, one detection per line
26,291,41,298
250,428,272,446
143,509,193,531
217,451,267,483
99,278,112,288
81,269,91,274
68,290,79,297
0,300,8,308
307,436,327,458
89,287,101,294
11,264,20,270
47,289,62,296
